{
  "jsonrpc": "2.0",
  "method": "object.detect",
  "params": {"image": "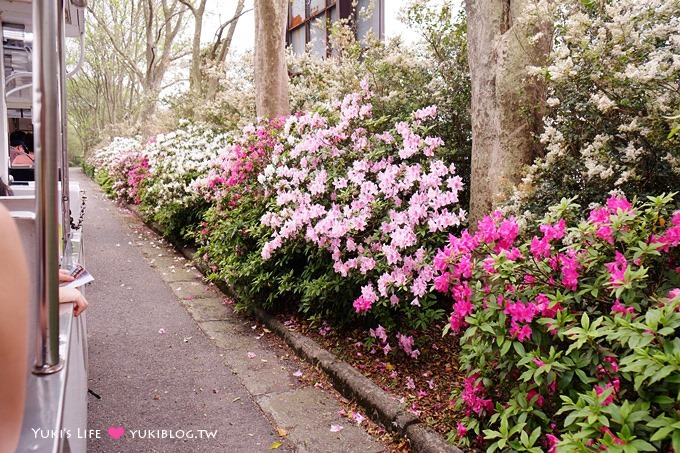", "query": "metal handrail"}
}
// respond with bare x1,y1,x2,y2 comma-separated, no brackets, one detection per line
33,0,62,375
5,71,32,86
58,0,73,267
66,33,85,78
6,35,84,100
7,82,32,97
